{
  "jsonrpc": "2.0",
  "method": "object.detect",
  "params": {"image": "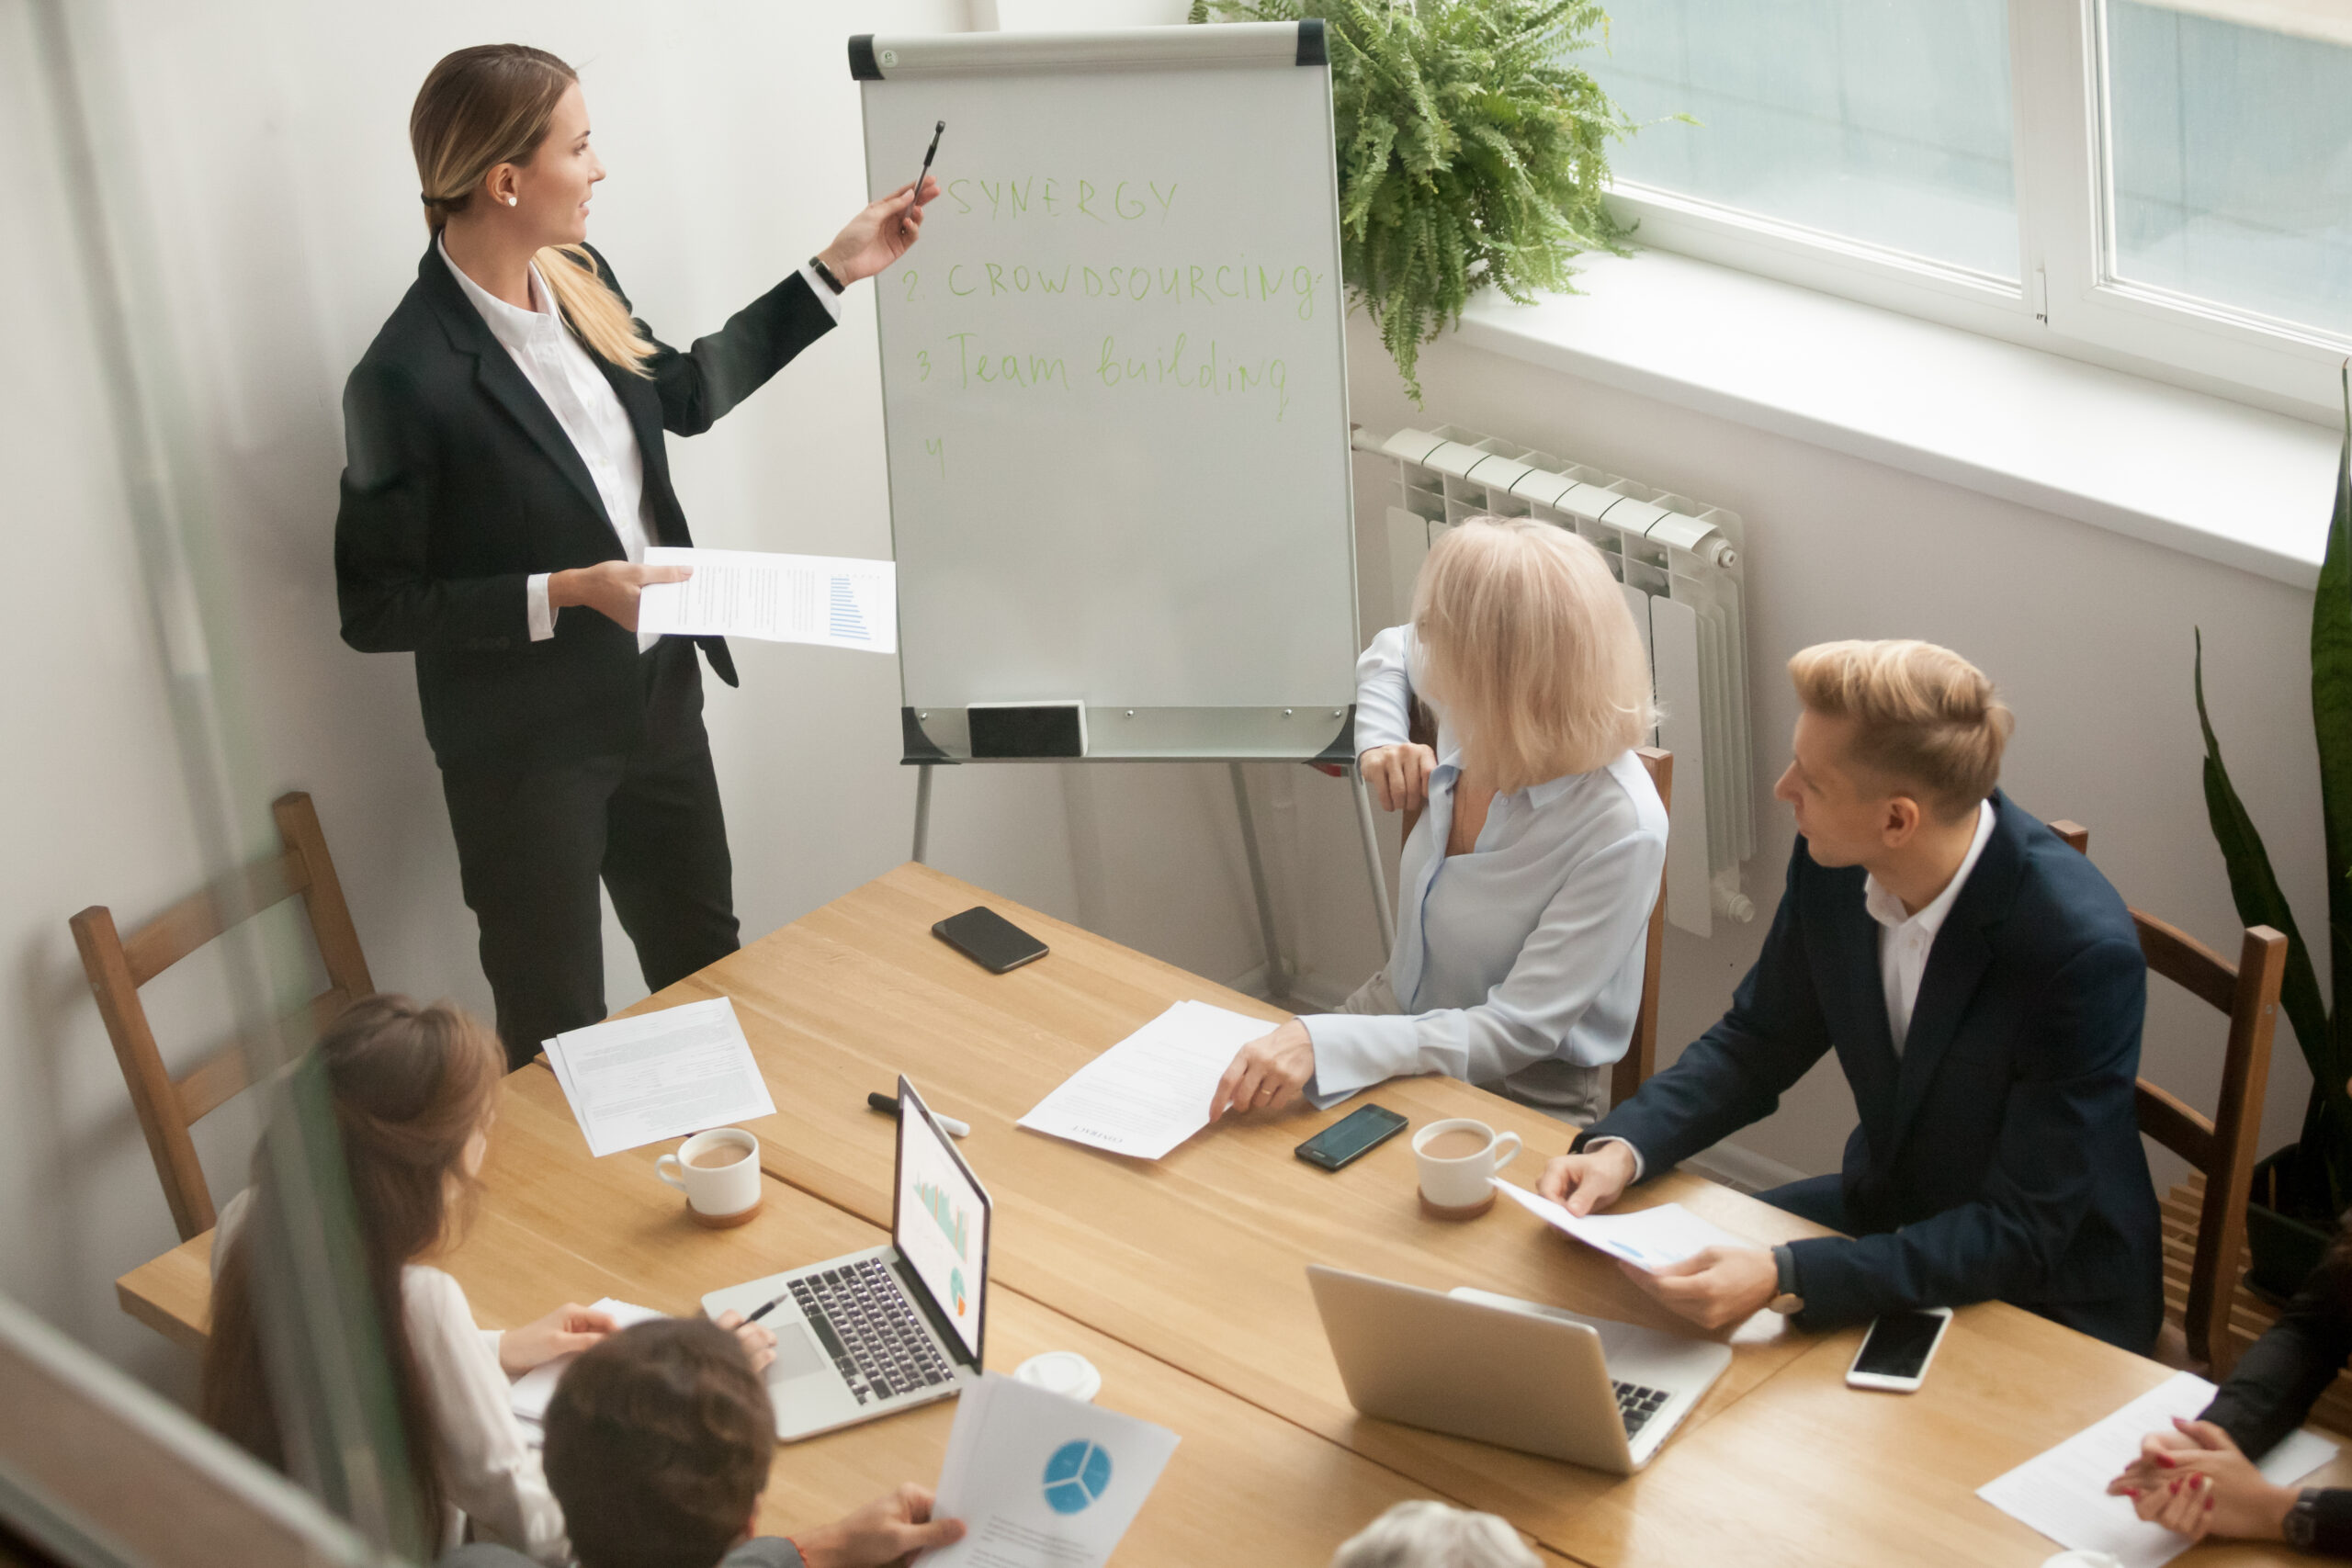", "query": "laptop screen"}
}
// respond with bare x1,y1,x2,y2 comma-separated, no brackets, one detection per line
890,1077,989,1363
